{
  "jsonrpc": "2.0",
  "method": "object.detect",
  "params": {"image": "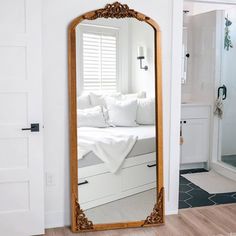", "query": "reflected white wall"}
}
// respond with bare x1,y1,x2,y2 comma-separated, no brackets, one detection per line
130,20,155,97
